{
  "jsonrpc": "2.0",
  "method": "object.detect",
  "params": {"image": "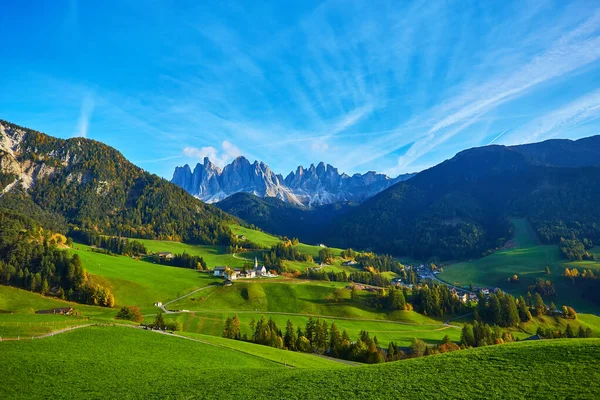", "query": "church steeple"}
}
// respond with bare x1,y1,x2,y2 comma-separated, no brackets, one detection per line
254,257,258,269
